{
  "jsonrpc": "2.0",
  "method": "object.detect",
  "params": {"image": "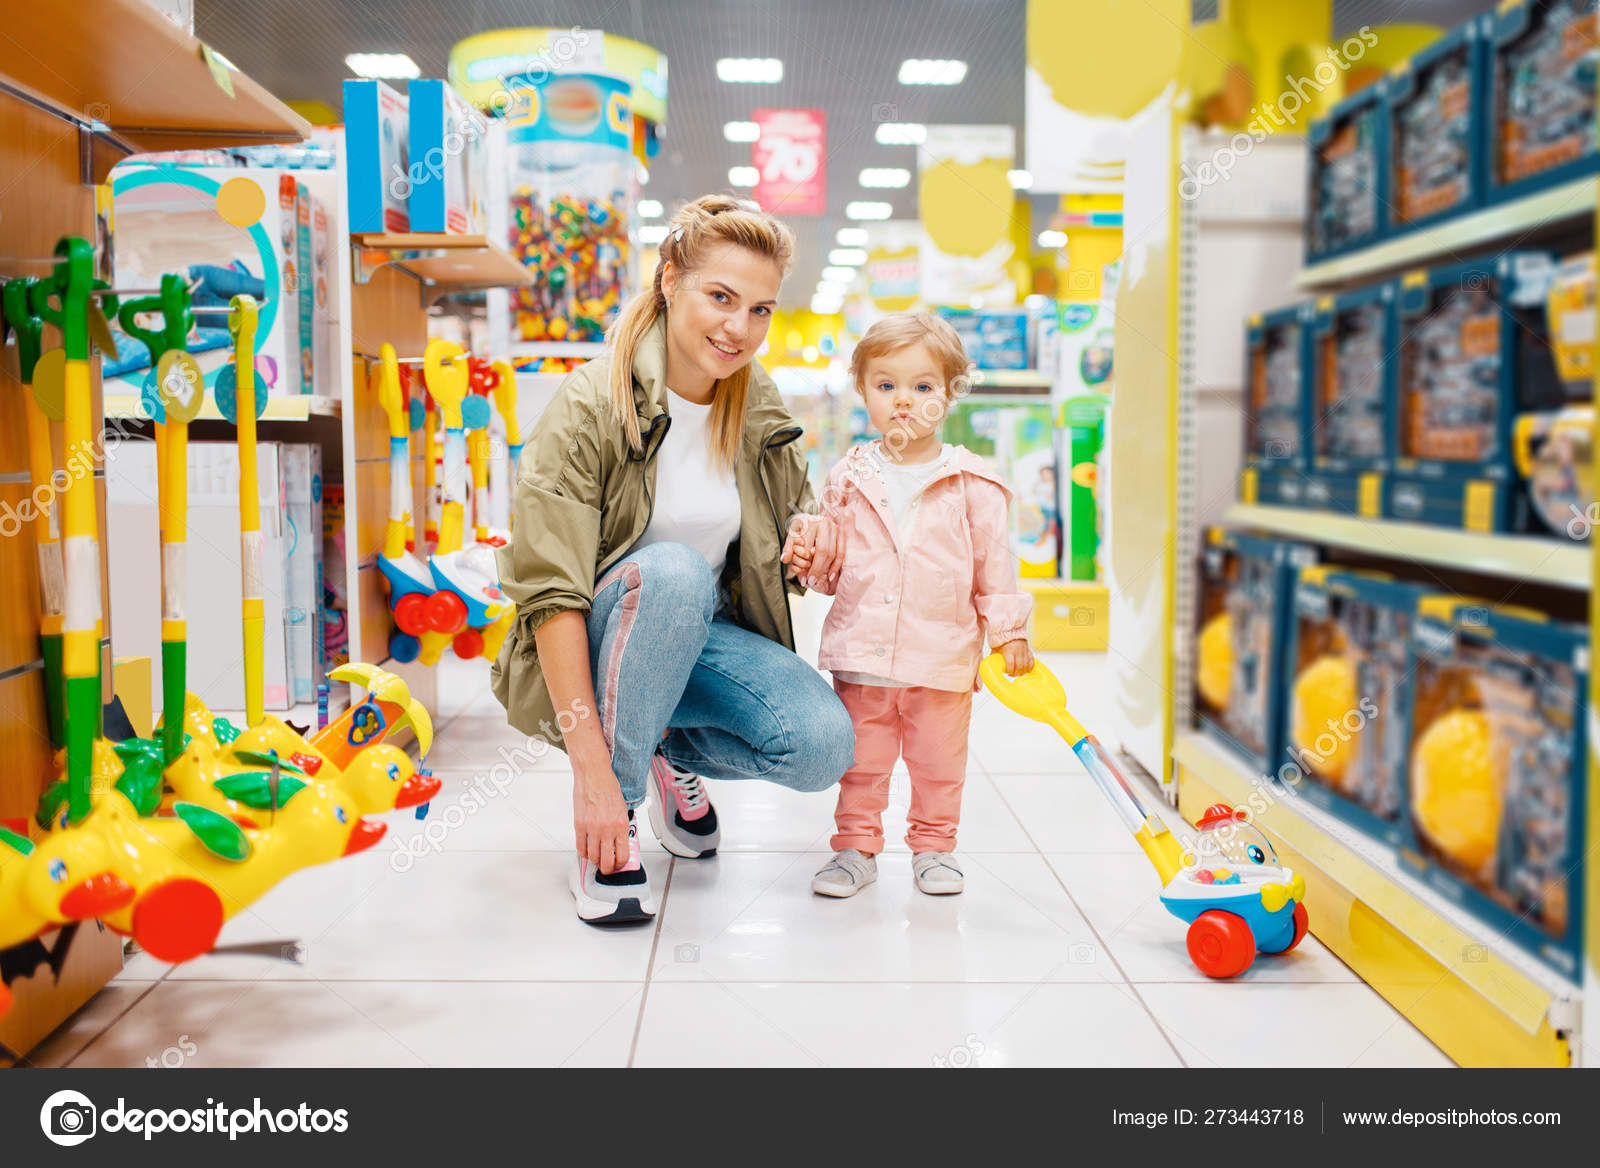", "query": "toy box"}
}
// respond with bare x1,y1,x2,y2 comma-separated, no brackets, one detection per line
1401,598,1587,979
977,309,1030,371
408,79,489,235
942,399,1059,576
1240,304,1312,503
1388,250,1565,530
1387,20,1488,233
280,444,325,705
1487,0,1600,203
344,79,410,233
1301,470,1384,518
109,165,313,401
1283,565,1423,844
1193,529,1317,780
310,194,332,391
1240,464,1310,508
1310,282,1395,475
1306,84,1388,262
